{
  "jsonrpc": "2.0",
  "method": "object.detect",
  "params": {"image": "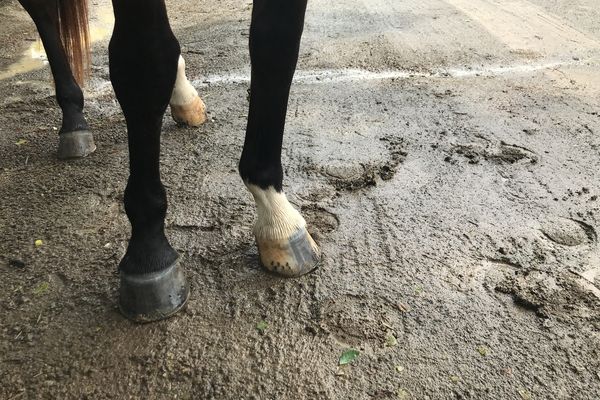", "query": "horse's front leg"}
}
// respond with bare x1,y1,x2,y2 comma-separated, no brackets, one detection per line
239,0,320,277
18,0,96,159
109,0,188,321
